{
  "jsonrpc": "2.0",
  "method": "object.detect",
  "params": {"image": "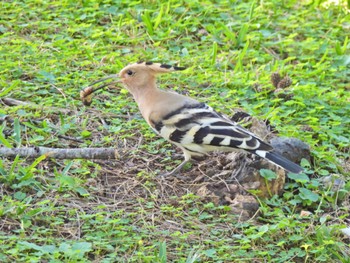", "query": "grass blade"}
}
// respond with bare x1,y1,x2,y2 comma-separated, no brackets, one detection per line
8,155,20,183
0,132,11,148
13,118,21,147
219,22,236,44
0,84,16,97
237,24,249,47
211,41,218,66
27,154,47,172
248,0,256,20
20,154,47,181
186,248,201,263
158,241,167,263
234,39,250,72
62,161,74,176
153,4,164,30
141,11,154,35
